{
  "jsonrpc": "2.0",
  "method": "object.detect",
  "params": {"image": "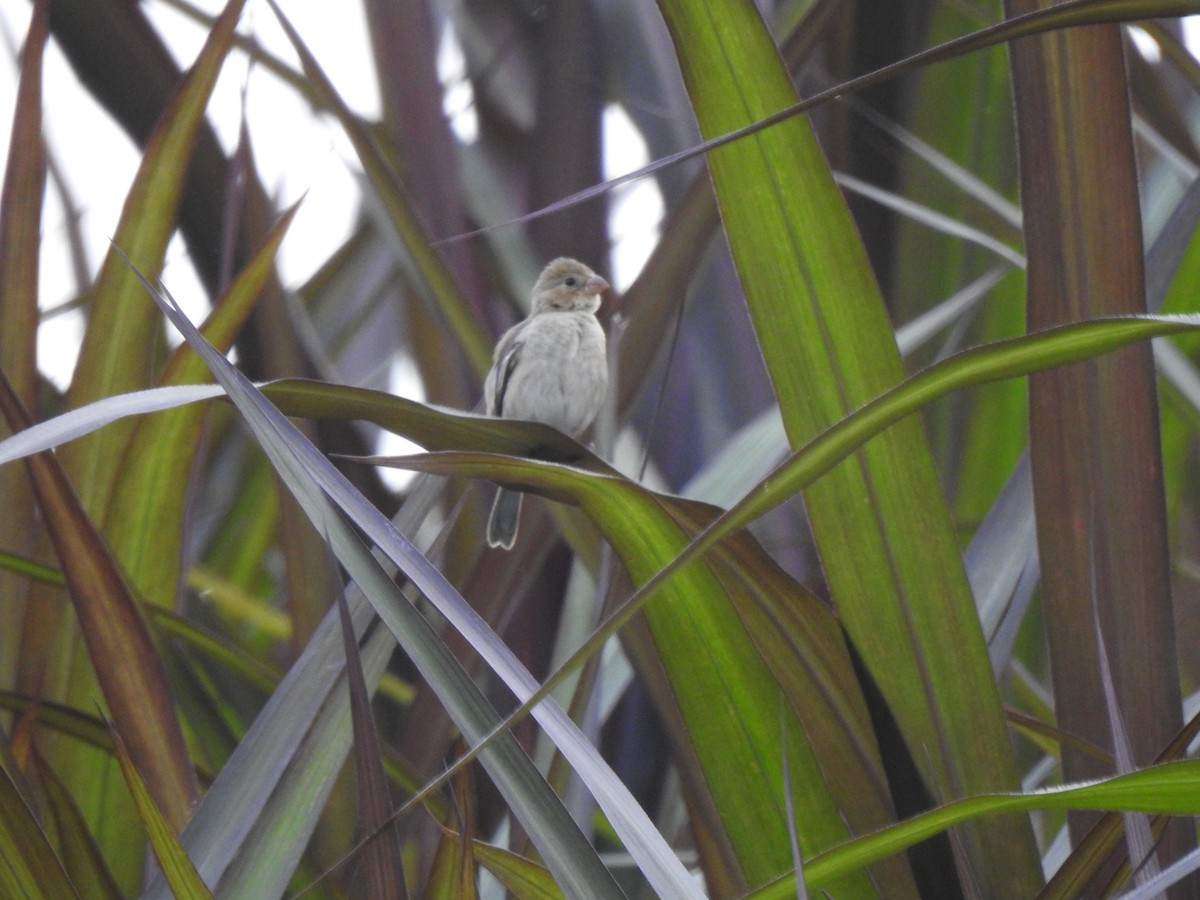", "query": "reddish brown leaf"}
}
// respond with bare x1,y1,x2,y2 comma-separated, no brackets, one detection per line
336,593,406,900
1006,0,1190,883
0,369,198,832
